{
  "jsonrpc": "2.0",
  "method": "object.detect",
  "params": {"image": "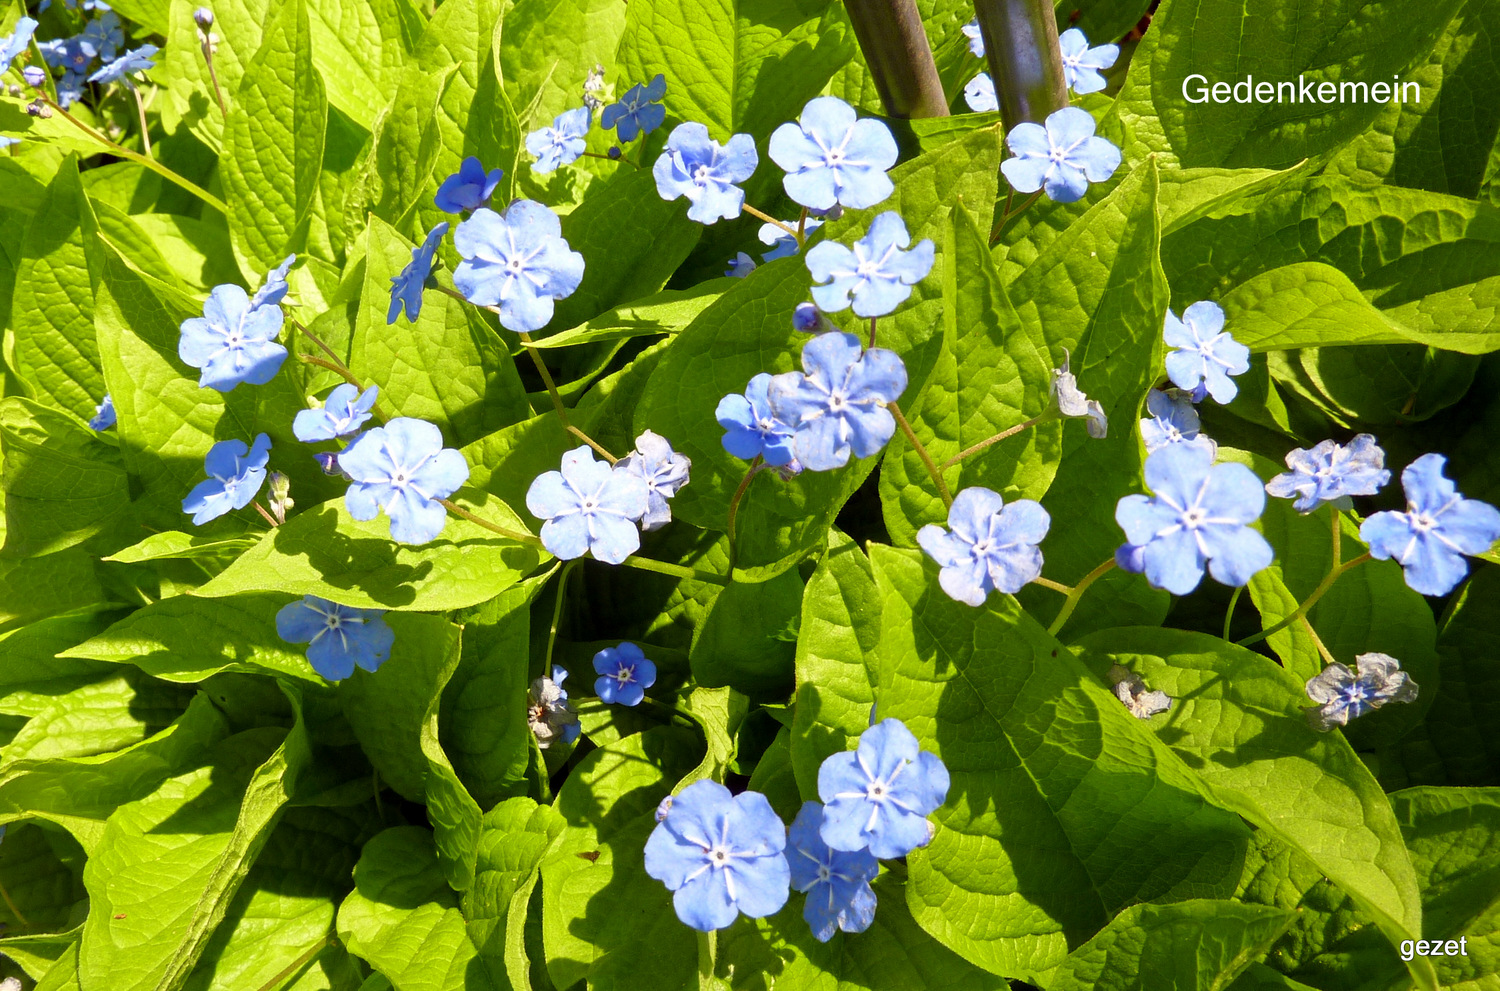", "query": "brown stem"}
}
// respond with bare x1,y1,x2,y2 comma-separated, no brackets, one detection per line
202,41,229,118
741,204,800,241
843,0,950,119
868,315,878,349
973,0,1070,132
889,402,953,506
940,414,1046,469
726,459,765,572
251,501,280,528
